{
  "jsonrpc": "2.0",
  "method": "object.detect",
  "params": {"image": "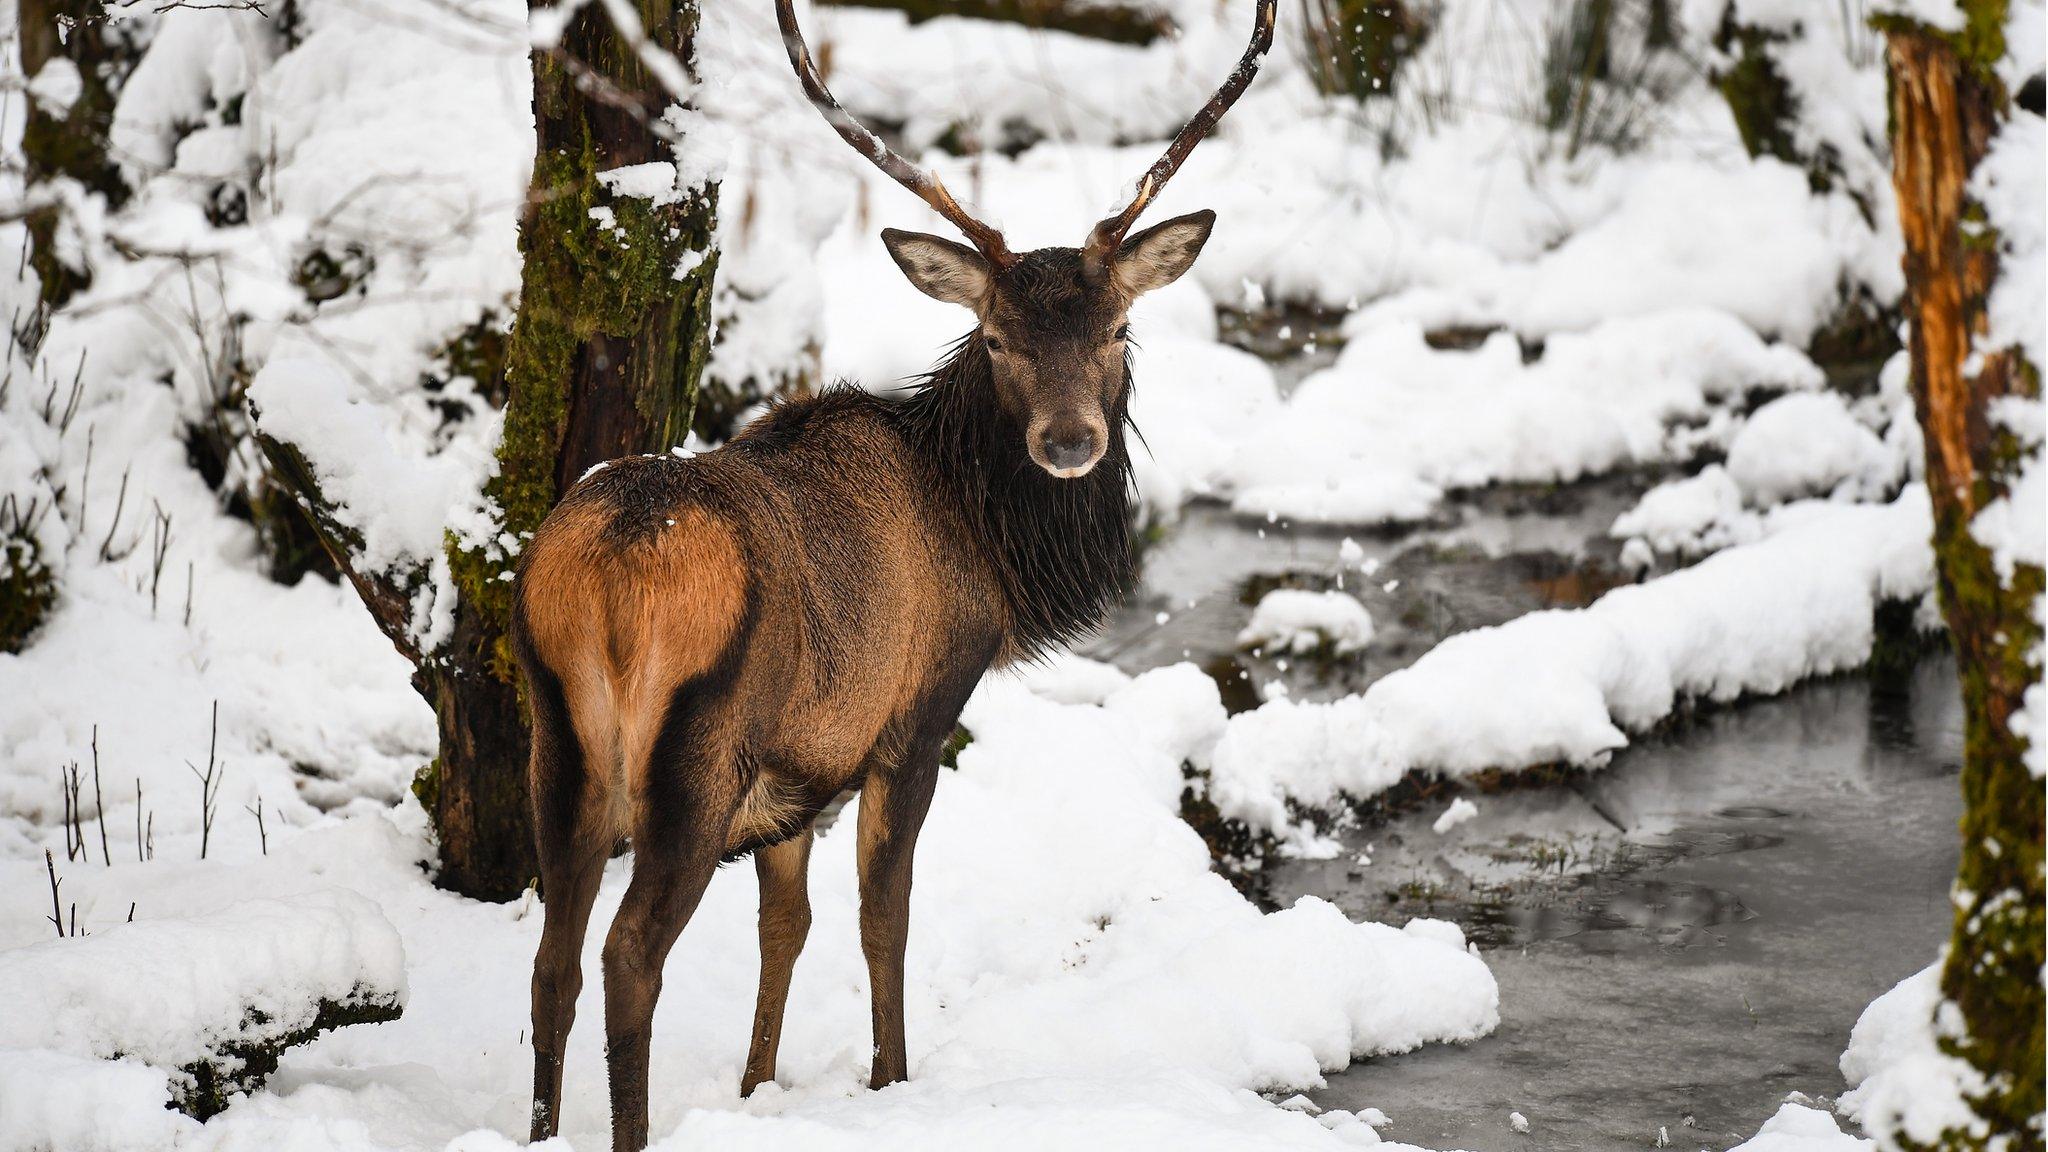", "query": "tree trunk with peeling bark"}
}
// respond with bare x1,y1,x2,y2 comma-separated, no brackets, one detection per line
1882,6,2043,1149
